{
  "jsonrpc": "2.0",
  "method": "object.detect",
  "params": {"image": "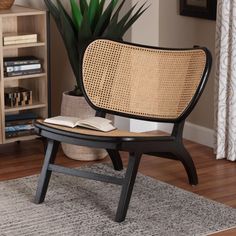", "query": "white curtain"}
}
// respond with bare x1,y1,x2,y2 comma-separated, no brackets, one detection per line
215,1,236,161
